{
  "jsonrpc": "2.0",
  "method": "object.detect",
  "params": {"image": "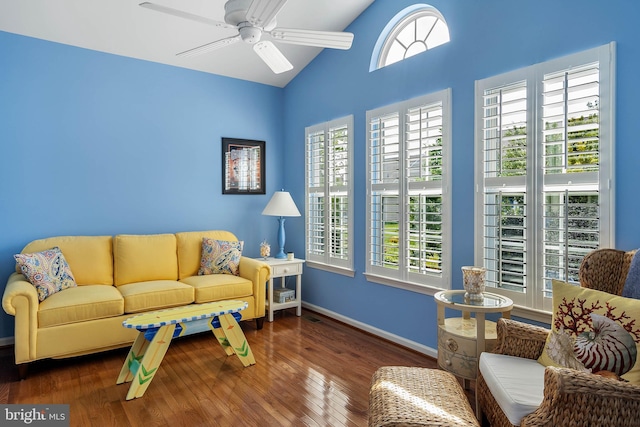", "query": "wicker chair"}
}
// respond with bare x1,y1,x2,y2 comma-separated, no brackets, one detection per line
477,248,640,427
